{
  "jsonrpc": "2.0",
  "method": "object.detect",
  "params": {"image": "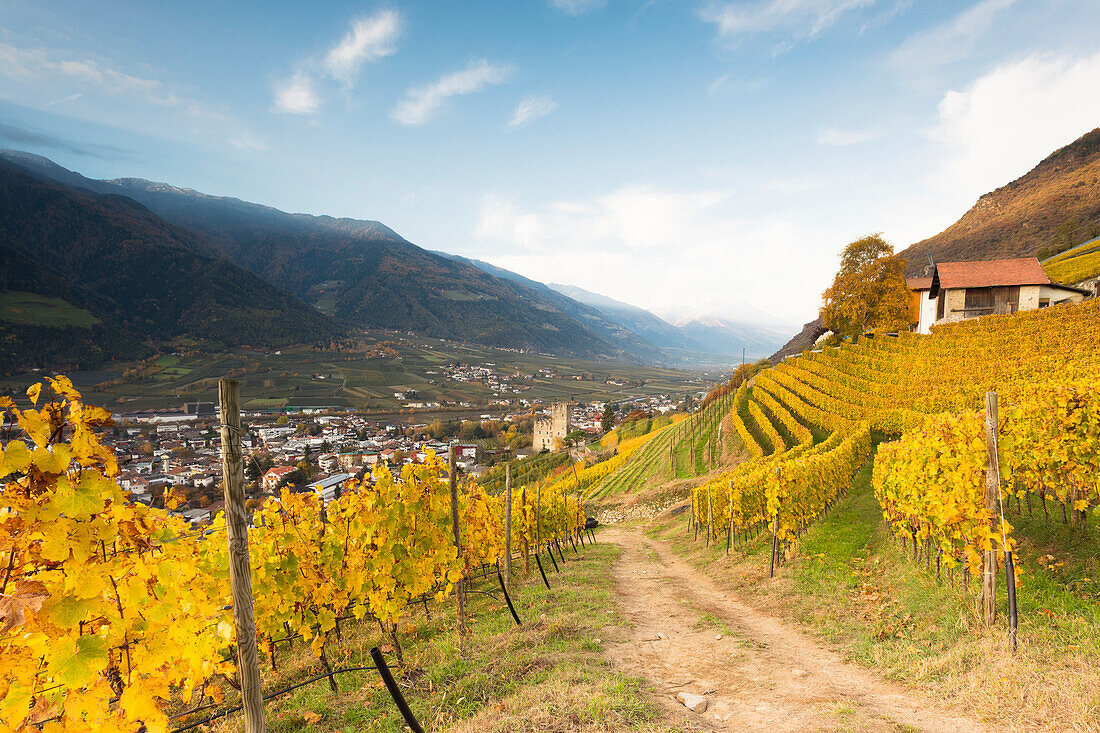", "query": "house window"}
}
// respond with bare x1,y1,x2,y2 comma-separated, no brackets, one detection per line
964,288,994,311
1039,298,1050,308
